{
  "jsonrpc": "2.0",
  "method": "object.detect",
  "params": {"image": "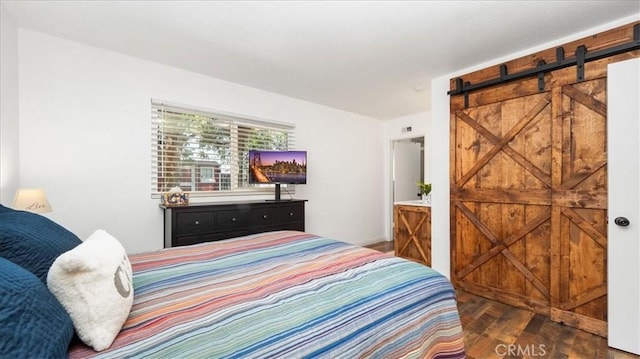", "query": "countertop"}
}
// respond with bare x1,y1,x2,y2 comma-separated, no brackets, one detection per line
393,200,431,207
